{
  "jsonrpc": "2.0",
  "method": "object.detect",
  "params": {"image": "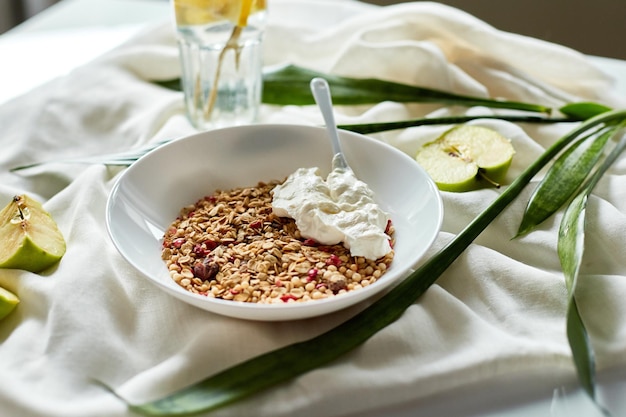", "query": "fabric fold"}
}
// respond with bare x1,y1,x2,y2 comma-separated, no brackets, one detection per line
1,1,625,416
